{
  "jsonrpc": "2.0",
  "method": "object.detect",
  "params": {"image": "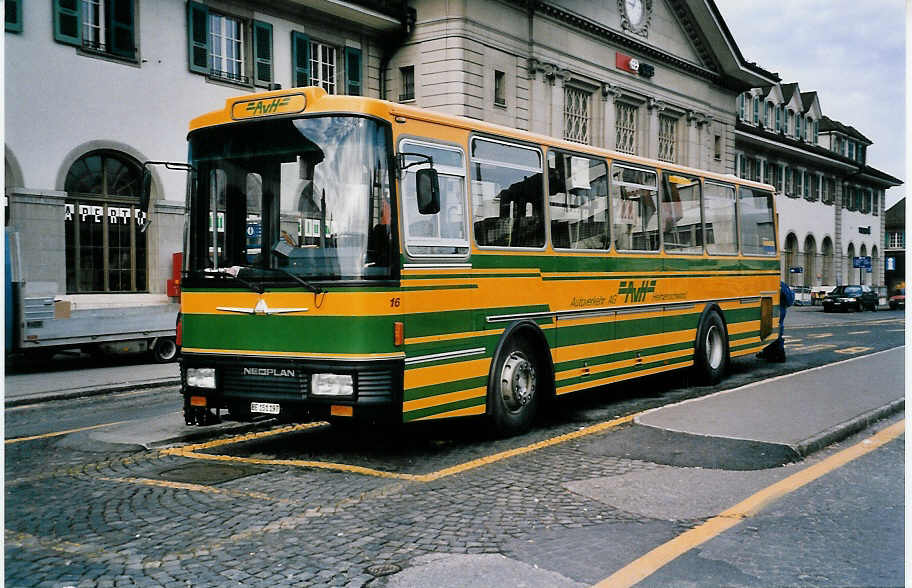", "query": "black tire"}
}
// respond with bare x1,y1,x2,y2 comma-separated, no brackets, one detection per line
488,335,541,437
694,310,729,385
151,337,178,363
